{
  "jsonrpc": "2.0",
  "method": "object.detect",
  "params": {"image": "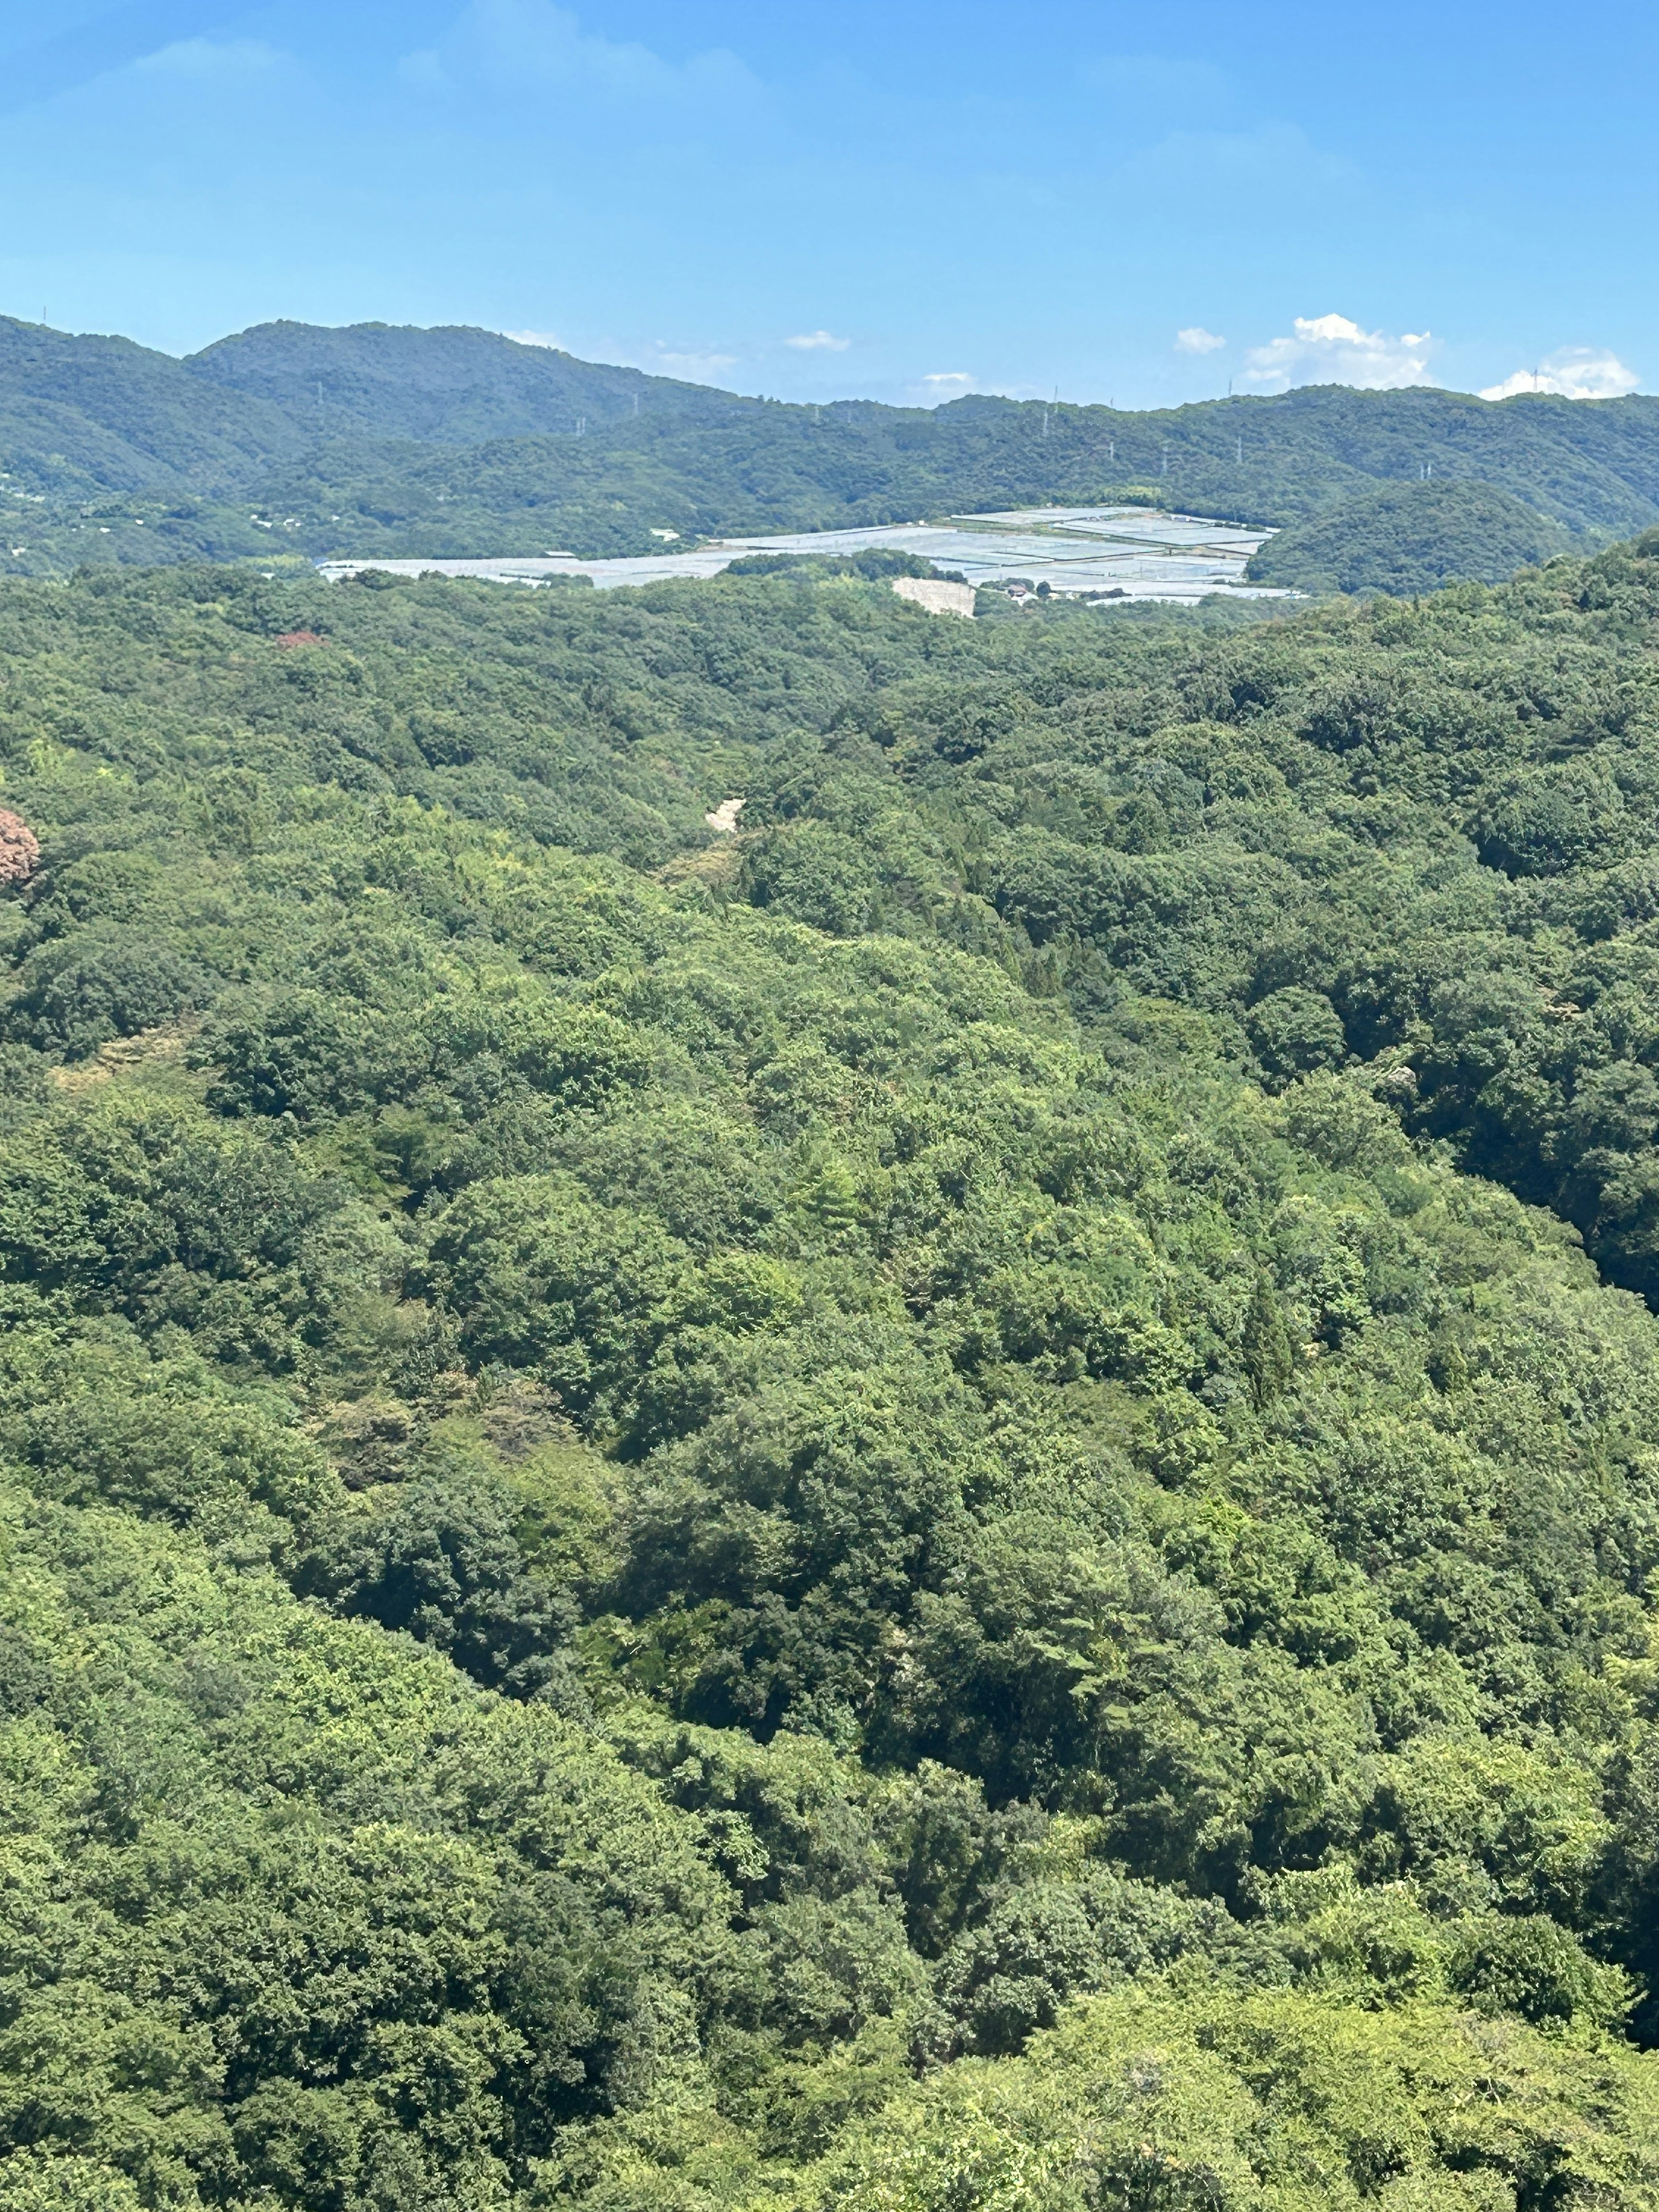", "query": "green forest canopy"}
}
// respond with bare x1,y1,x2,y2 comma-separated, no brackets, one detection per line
7,543,1659,2203
1244,477,1576,595
5,315,1659,574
